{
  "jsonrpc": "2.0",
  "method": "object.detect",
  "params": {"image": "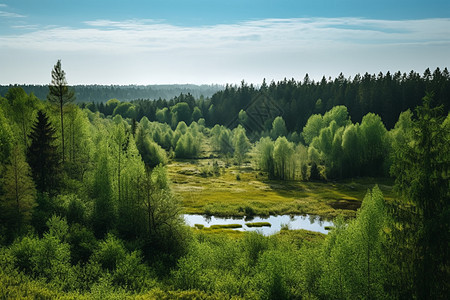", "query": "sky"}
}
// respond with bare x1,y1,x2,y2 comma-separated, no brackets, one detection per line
0,0,449,85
